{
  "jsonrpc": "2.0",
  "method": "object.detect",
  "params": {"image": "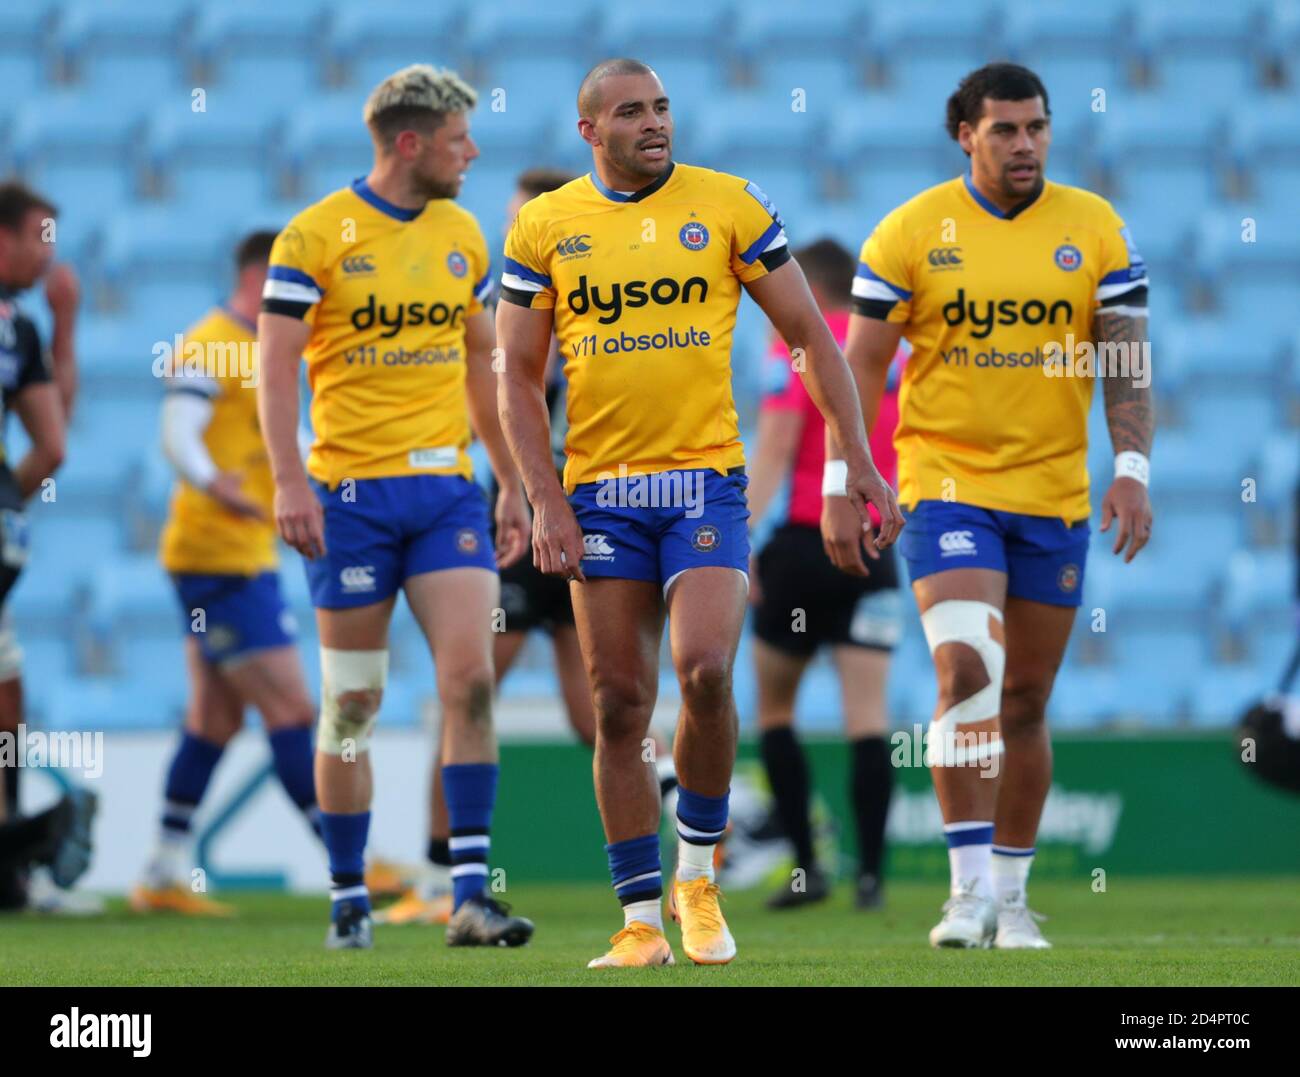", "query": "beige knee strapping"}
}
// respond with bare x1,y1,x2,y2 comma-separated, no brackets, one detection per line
317,648,388,755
